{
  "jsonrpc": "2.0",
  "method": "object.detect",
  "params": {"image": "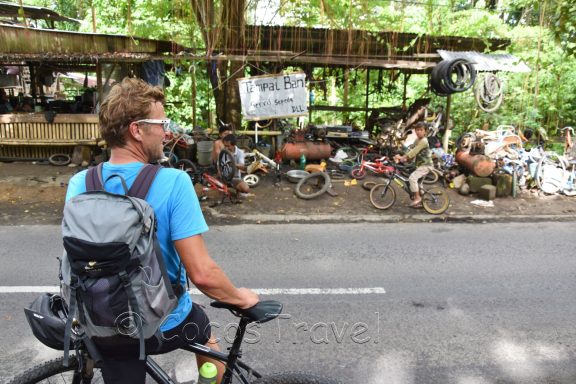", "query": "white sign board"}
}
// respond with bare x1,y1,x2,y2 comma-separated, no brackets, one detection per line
237,73,308,121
